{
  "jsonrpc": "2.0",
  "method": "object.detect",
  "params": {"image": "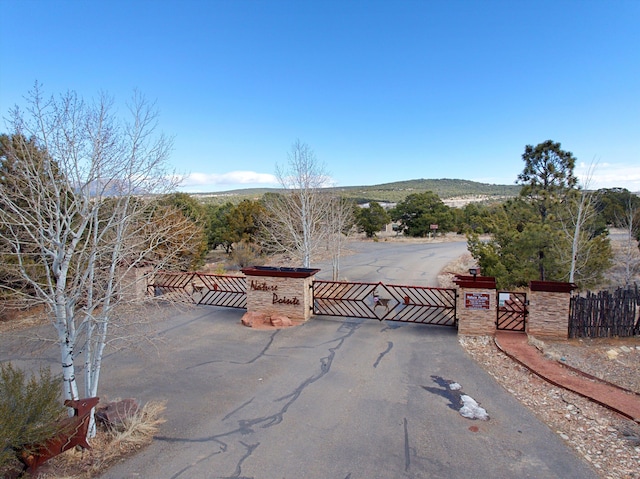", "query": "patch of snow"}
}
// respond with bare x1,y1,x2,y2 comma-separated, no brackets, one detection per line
459,394,489,421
